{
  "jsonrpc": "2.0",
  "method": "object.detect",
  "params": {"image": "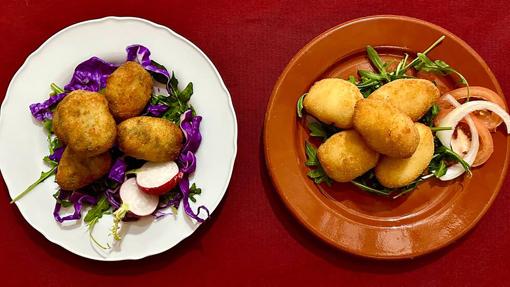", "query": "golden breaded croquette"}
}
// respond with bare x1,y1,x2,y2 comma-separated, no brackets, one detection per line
303,78,363,129
118,116,183,162
353,98,419,158
56,148,112,190
104,61,153,120
375,123,434,188
53,90,116,157
317,130,379,182
369,79,440,121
